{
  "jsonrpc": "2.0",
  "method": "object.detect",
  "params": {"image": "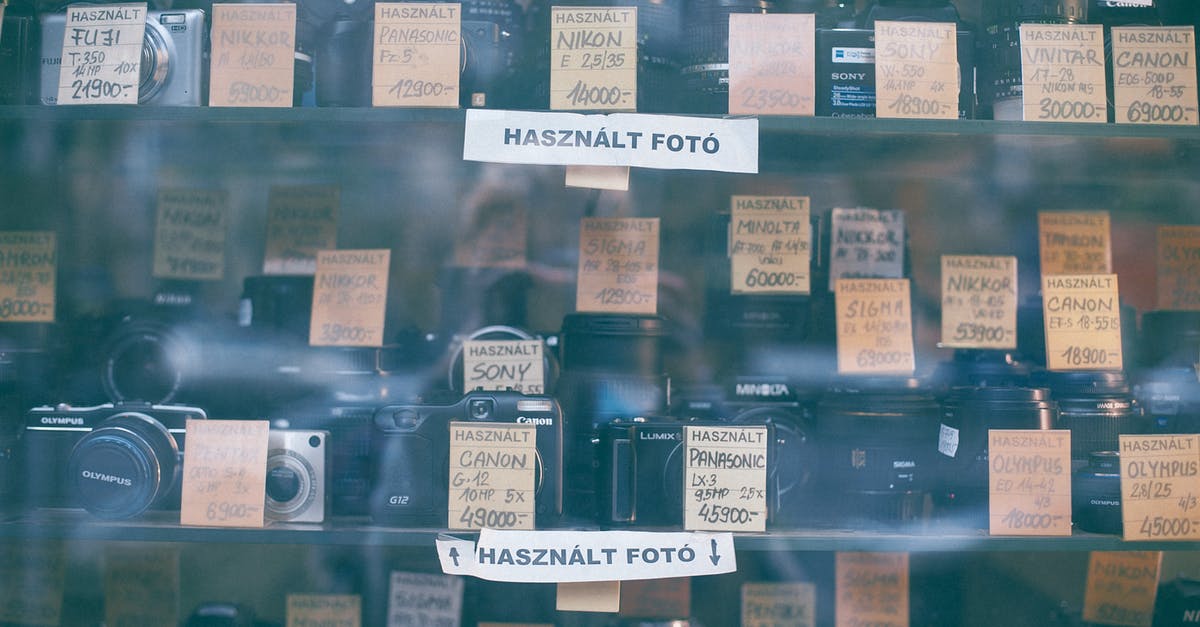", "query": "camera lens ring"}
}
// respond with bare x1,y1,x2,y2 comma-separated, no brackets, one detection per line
102,324,187,405
265,448,318,520
67,411,178,519
139,16,175,104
